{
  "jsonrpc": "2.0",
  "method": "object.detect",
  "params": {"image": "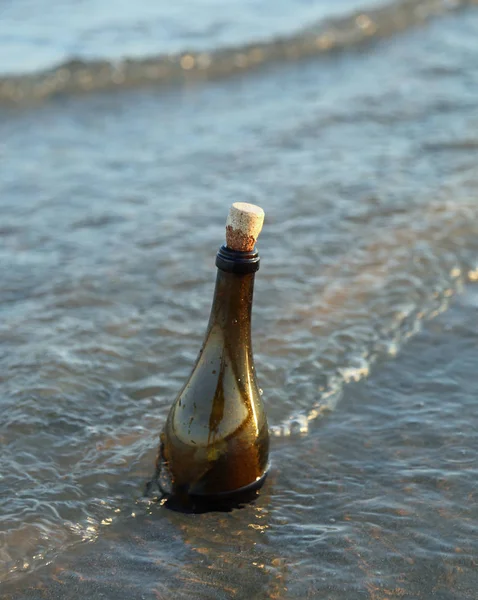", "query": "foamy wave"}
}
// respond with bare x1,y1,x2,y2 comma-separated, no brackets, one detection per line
0,0,475,106
270,196,477,437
